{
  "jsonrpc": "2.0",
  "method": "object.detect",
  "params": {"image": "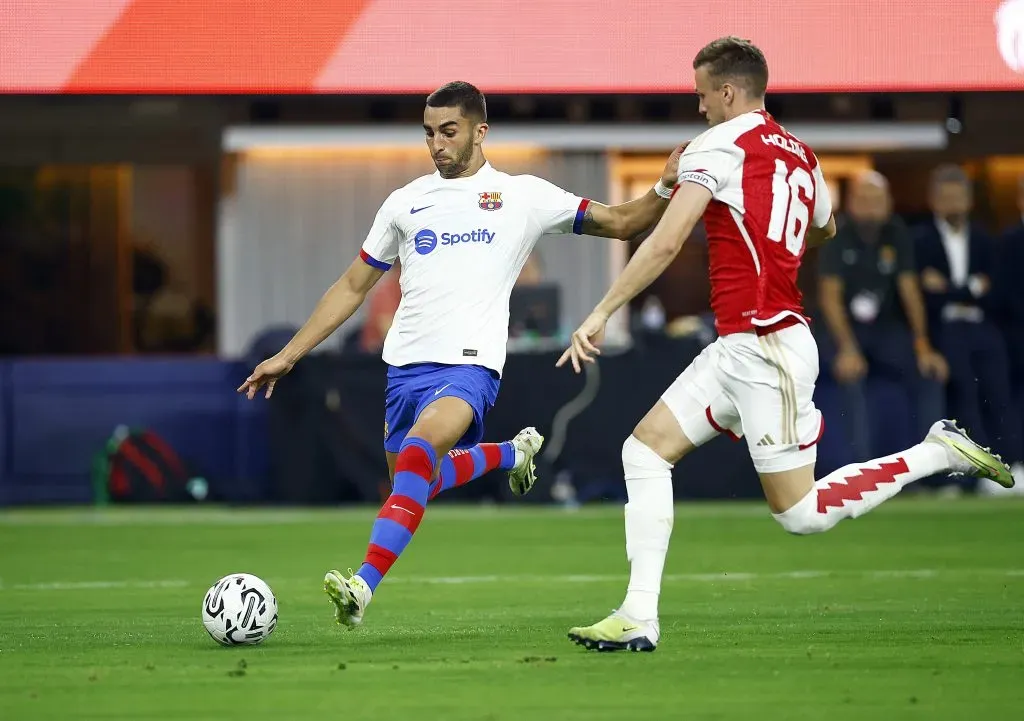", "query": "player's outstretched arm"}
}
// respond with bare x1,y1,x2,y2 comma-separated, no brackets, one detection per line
578,145,686,240
594,182,710,318
557,182,711,373
238,259,385,399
